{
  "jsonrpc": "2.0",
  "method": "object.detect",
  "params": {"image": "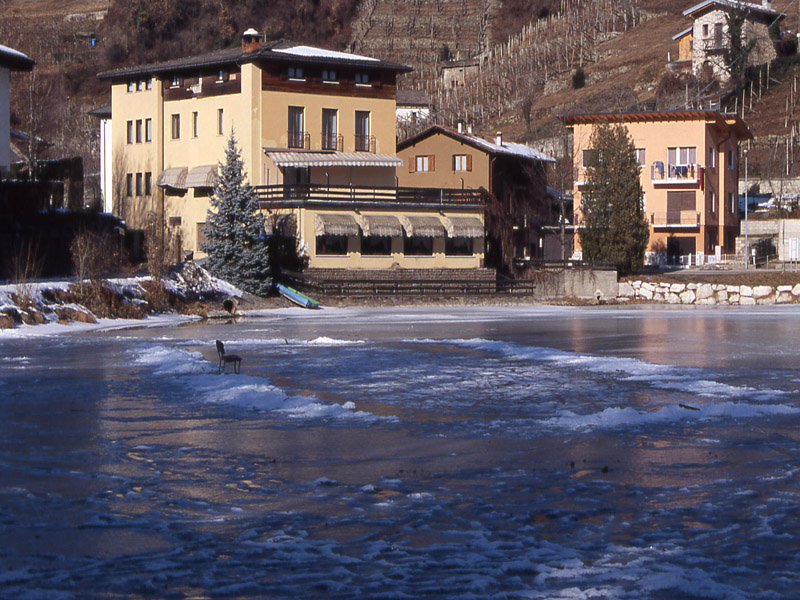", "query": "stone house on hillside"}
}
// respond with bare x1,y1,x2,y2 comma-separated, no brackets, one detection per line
671,0,785,82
